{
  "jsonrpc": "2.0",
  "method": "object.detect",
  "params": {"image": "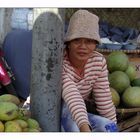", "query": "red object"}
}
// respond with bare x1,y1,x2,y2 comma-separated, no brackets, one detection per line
0,58,11,86
0,48,11,86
